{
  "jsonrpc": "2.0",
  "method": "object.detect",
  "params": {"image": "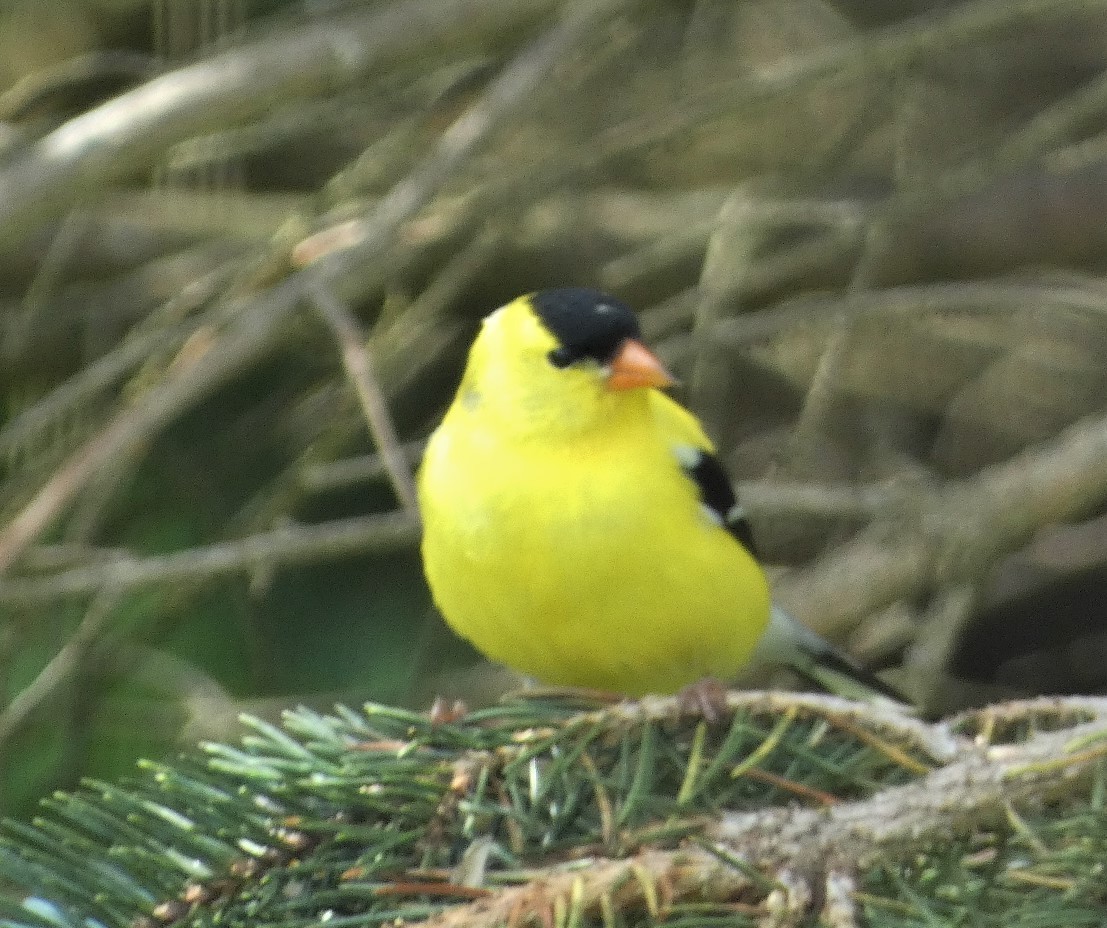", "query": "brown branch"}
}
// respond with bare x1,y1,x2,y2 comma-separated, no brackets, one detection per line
0,279,303,574
0,0,632,575
0,586,123,749
689,192,759,440
710,696,1107,866
590,689,961,763
299,444,429,495
310,283,421,518
0,511,419,610
0,0,562,247
736,479,907,522
423,846,756,928
311,0,635,292
0,50,155,121
708,280,1107,347
0,310,197,462
300,228,502,516
780,220,889,481
301,452,908,527
773,408,1107,643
